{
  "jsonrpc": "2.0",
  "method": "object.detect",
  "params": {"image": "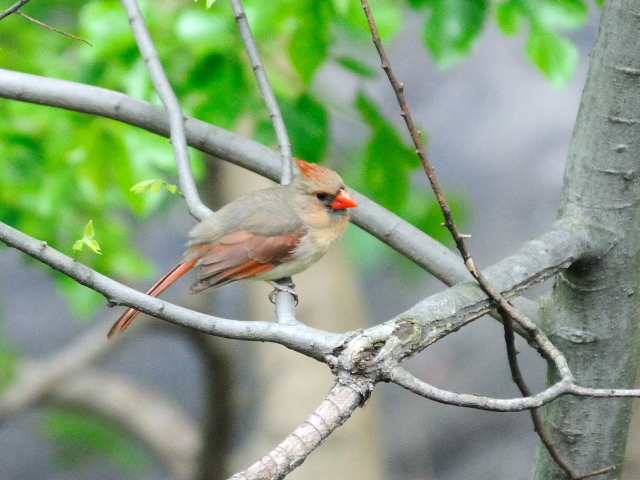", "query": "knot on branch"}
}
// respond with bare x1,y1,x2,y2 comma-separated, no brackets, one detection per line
326,320,423,385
